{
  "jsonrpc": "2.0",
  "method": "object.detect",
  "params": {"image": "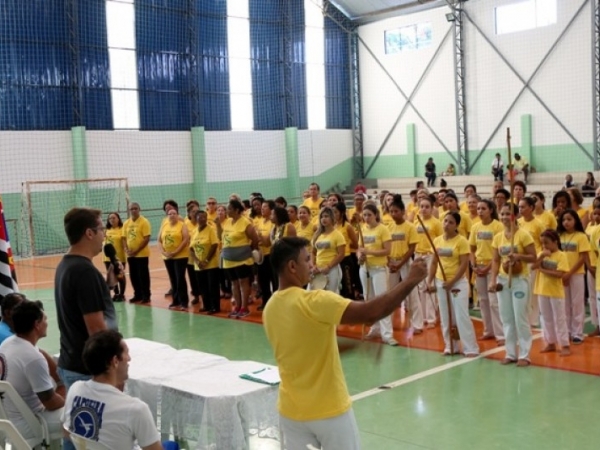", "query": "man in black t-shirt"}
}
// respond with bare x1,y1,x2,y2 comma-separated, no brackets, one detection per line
54,208,117,389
